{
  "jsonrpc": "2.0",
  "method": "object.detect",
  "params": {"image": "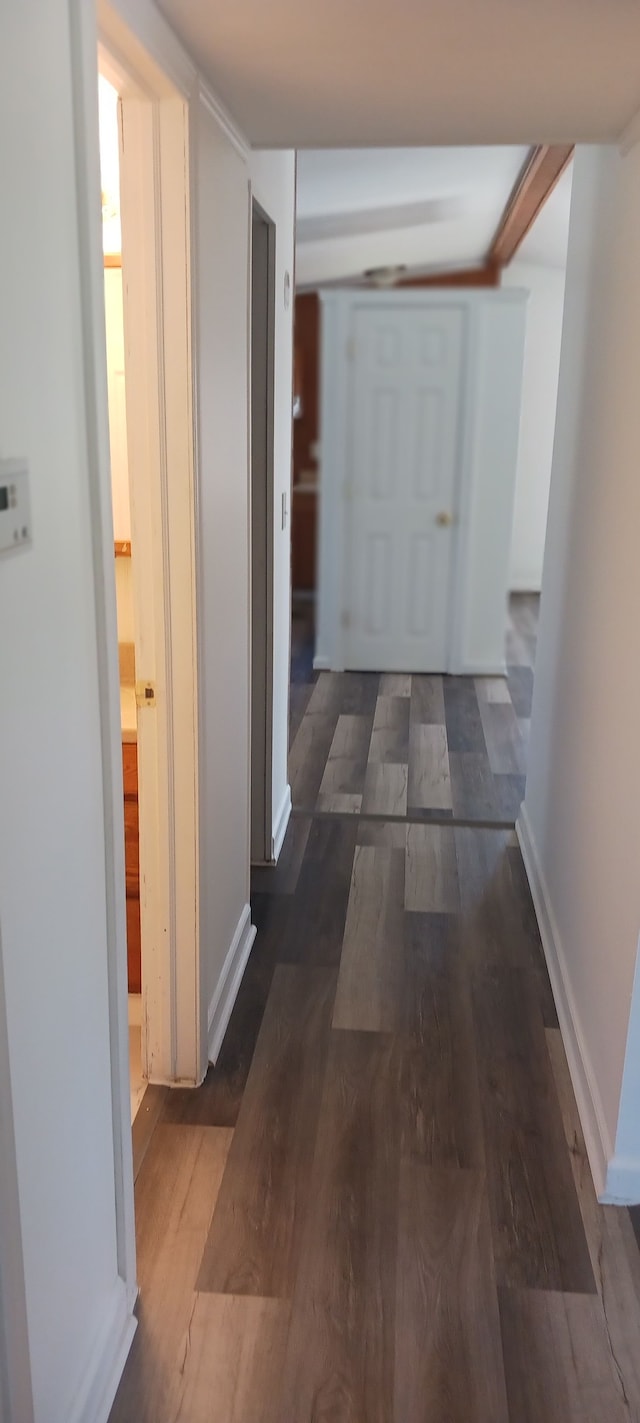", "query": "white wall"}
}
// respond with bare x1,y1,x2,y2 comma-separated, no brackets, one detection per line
0,3,125,1420
196,124,295,1044
0,0,295,1416
522,143,640,1202
502,260,567,591
249,151,296,853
